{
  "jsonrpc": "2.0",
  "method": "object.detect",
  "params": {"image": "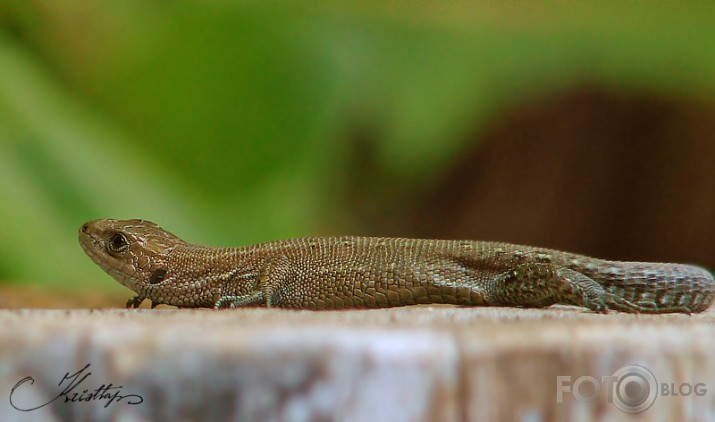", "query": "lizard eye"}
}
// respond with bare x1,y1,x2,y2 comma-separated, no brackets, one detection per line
107,232,130,255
